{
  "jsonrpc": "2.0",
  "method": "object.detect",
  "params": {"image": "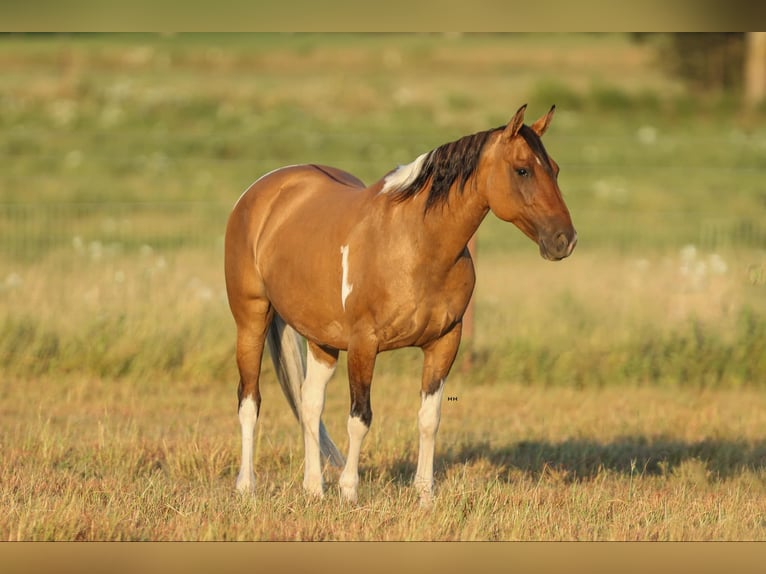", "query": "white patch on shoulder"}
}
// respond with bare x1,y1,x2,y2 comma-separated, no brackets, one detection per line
233,164,302,208
340,244,354,311
380,152,429,194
